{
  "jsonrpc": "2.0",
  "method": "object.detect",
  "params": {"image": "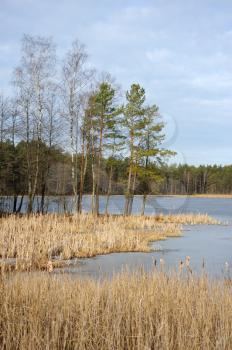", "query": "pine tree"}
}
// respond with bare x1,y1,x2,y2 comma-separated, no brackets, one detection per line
138,105,175,214
123,84,146,215
87,81,121,215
